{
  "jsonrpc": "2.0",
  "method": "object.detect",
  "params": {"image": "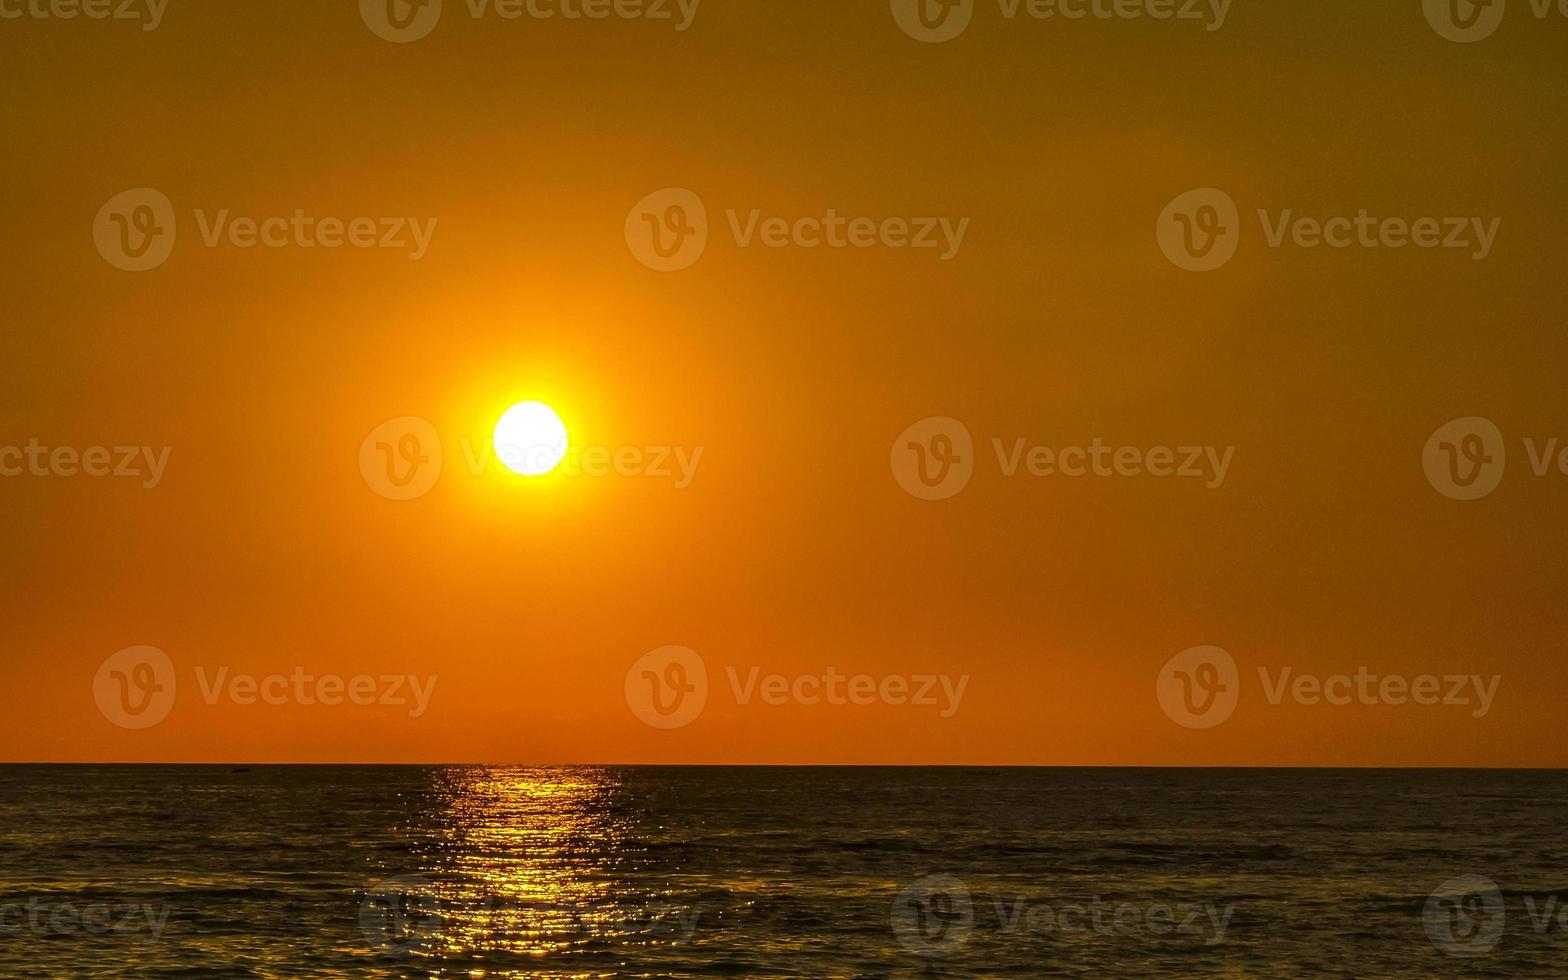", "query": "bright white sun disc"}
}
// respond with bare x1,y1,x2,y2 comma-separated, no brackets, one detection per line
494,402,568,476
